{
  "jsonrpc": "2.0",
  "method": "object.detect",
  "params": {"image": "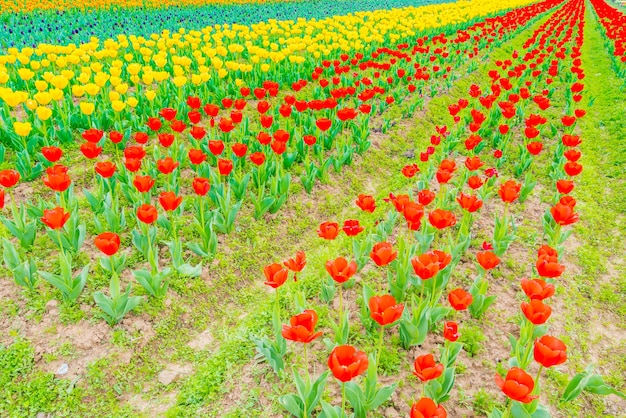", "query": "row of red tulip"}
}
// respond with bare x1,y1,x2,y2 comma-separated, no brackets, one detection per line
257,0,623,415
